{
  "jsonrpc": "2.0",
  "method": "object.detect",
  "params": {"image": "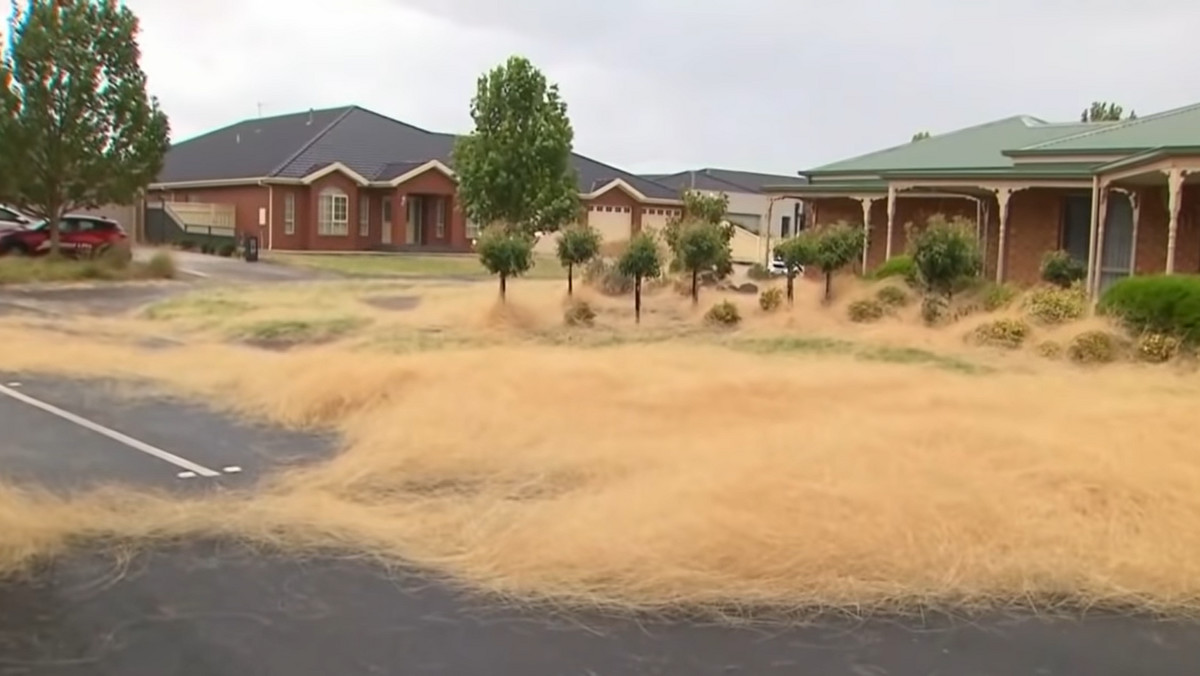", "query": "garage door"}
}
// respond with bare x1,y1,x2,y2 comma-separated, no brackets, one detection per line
640,207,680,238
587,205,633,244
